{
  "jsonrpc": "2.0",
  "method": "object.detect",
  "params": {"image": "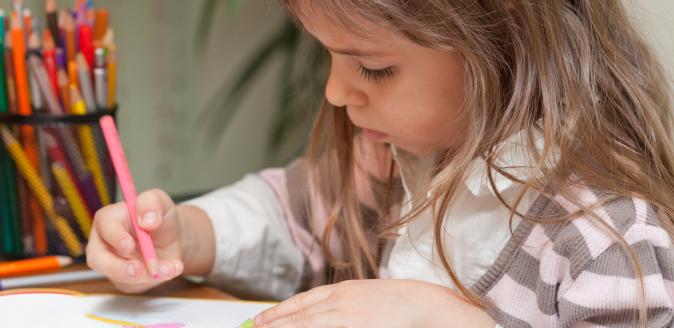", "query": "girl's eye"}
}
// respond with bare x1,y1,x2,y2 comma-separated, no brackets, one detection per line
357,64,394,83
